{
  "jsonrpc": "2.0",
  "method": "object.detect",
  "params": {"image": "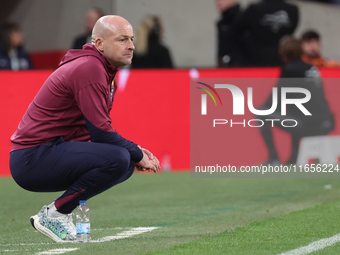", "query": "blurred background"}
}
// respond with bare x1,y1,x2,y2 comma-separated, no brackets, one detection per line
1,0,340,69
